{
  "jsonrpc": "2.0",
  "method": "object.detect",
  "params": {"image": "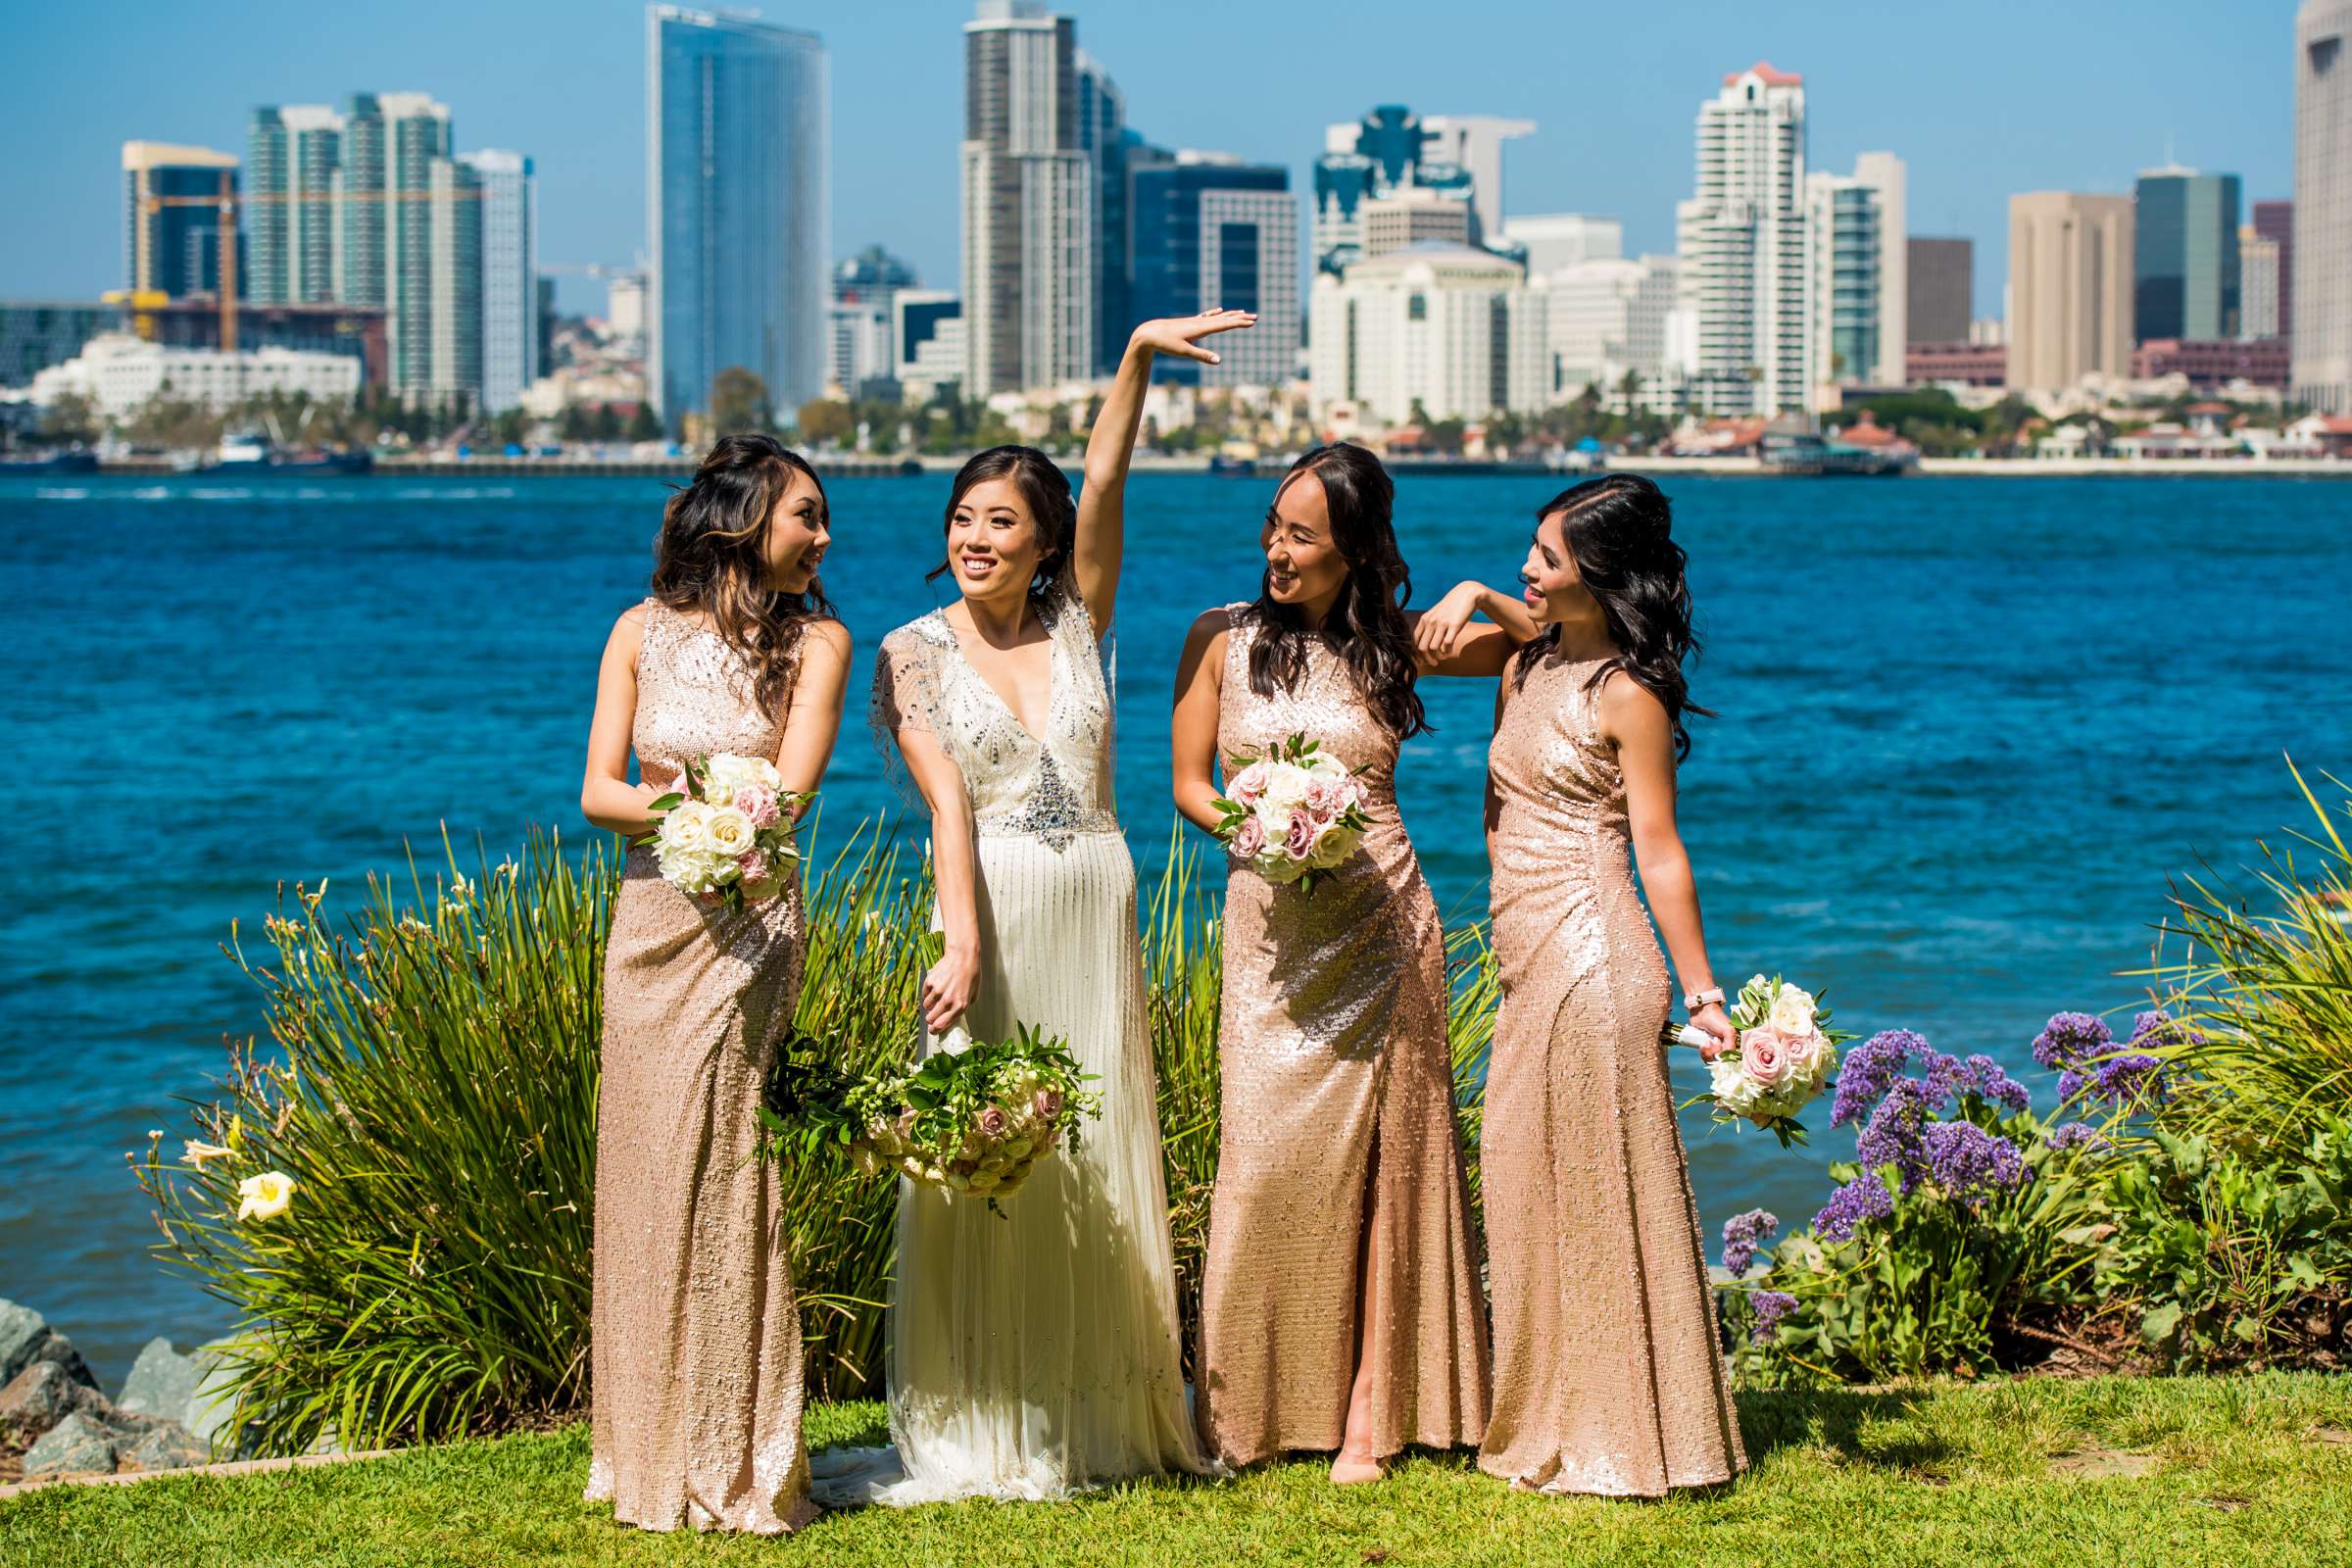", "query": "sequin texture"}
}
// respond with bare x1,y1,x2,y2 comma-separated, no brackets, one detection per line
1476,649,1745,1496
1194,604,1491,1468
585,600,819,1535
